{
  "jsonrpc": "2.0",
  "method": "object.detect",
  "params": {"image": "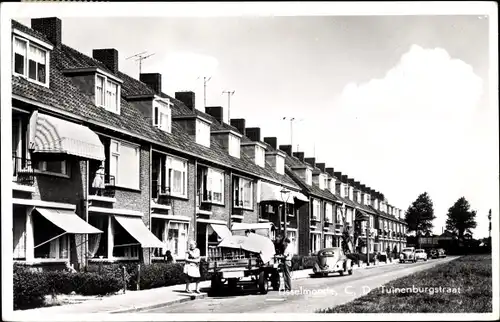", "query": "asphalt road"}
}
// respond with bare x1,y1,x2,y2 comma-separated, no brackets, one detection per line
144,256,458,313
